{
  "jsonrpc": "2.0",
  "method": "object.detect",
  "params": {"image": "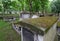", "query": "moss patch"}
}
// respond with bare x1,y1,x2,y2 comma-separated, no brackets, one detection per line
15,16,58,33
22,16,58,28
57,21,60,27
